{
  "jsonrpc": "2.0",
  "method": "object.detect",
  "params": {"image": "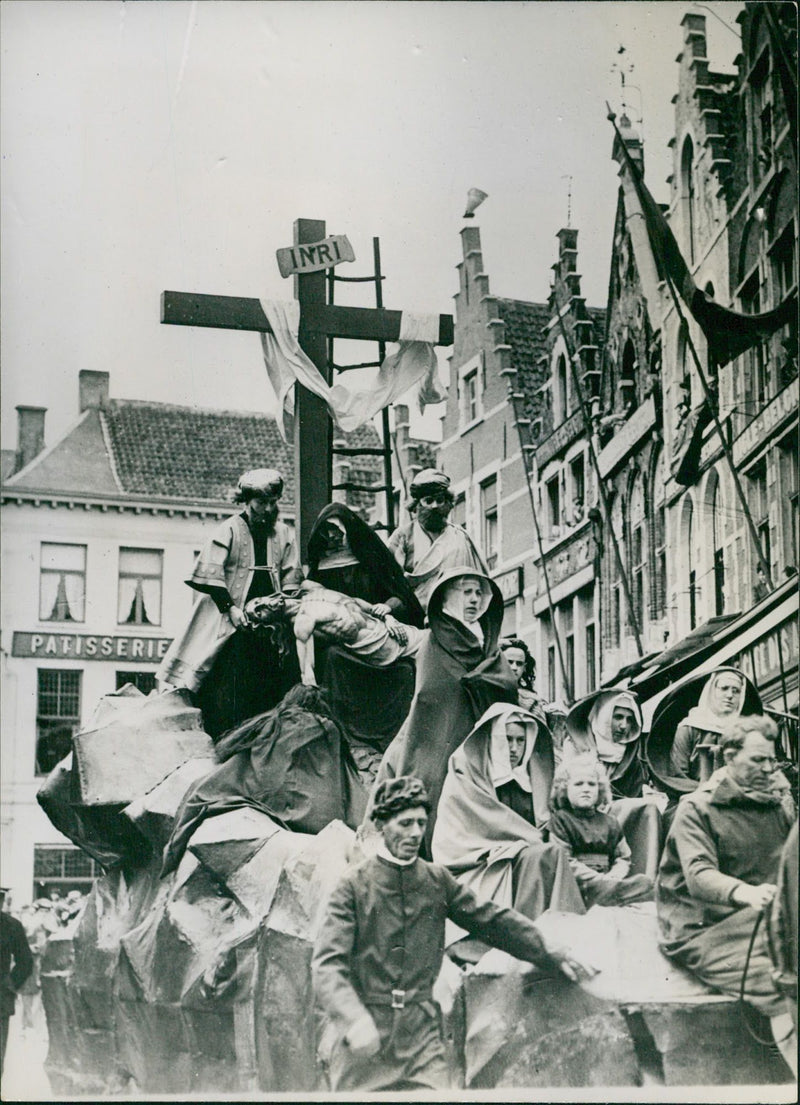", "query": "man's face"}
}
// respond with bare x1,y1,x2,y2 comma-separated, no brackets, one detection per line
610,706,636,742
725,732,778,793
506,722,527,769
416,492,451,534
504,648,527,684
246,493,280,531
461,579,483,623
381,806,428,861
710,675,742,716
